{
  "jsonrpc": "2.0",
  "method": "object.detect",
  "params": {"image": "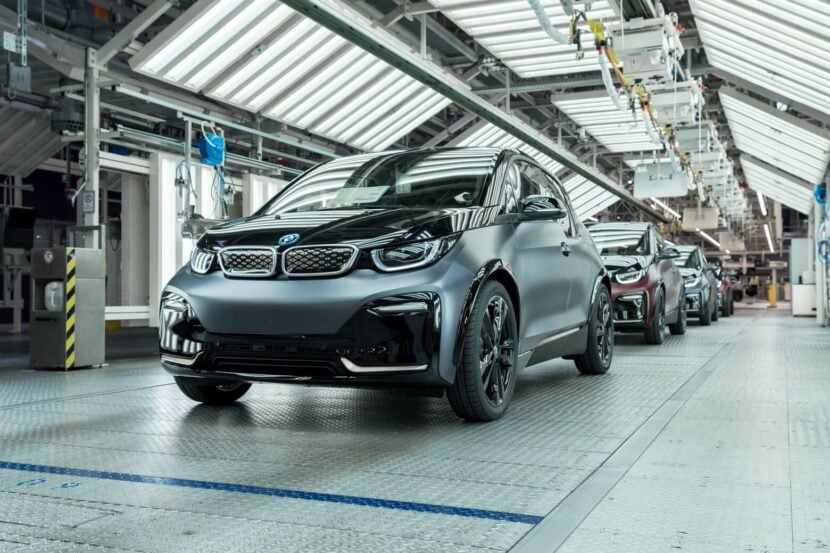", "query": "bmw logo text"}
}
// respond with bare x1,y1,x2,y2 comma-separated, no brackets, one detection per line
278,233,300,246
